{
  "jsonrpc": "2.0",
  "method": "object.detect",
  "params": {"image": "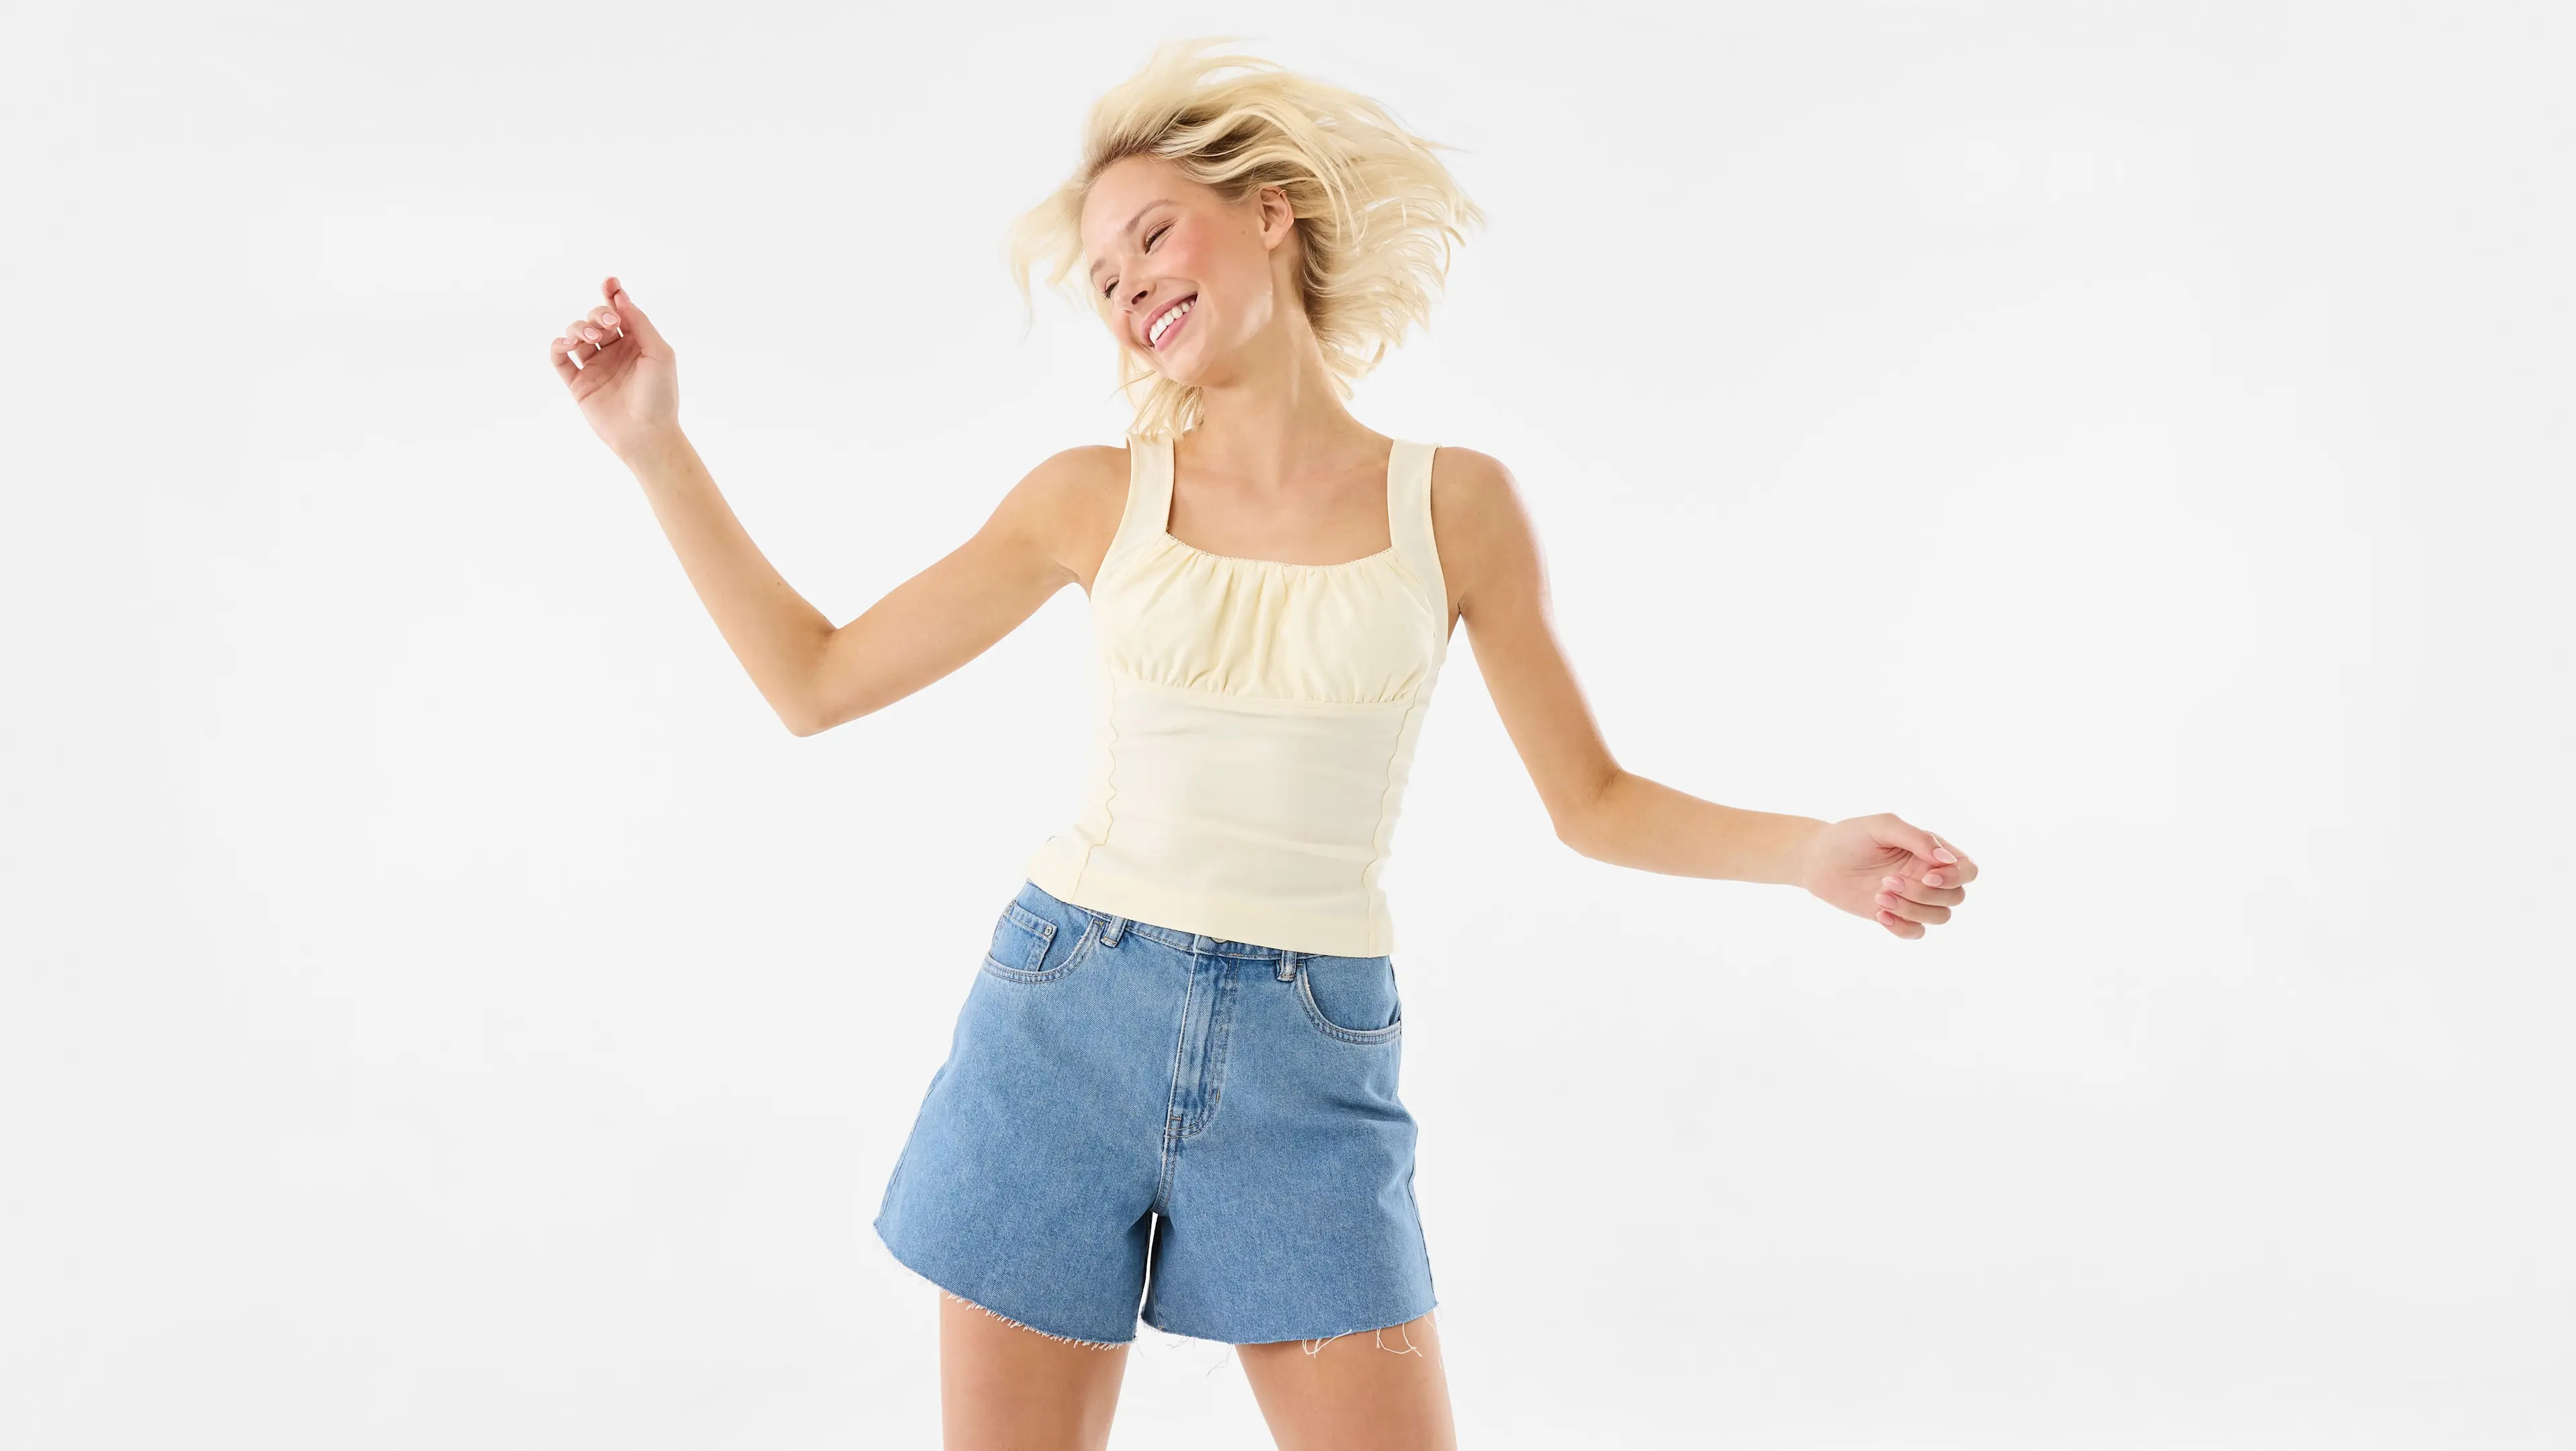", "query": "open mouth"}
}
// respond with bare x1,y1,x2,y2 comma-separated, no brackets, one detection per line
1146,294,1197,352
